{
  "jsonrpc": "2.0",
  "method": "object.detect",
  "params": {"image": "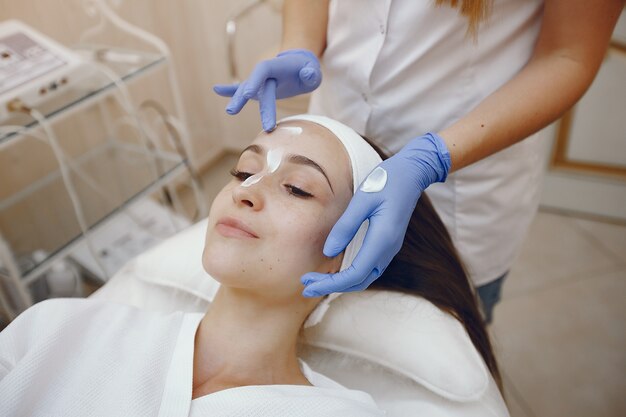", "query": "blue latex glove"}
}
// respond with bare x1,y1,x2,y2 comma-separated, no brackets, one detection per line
213,49,322,132
301,133,452,297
